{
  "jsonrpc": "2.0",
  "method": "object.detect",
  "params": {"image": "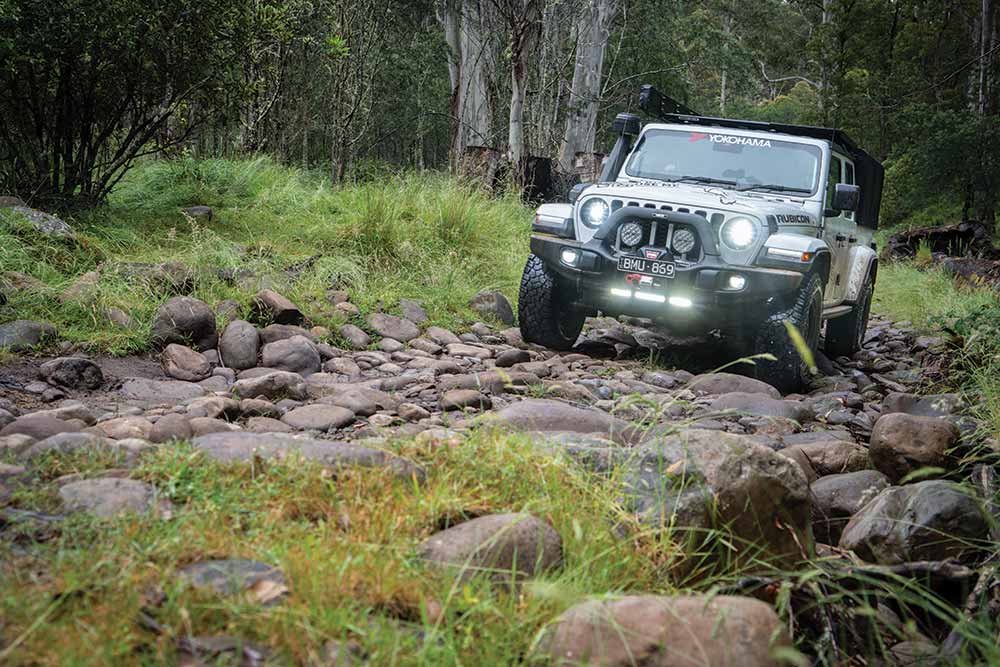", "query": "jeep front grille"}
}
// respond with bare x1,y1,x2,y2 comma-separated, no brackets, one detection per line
610,199,725,263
